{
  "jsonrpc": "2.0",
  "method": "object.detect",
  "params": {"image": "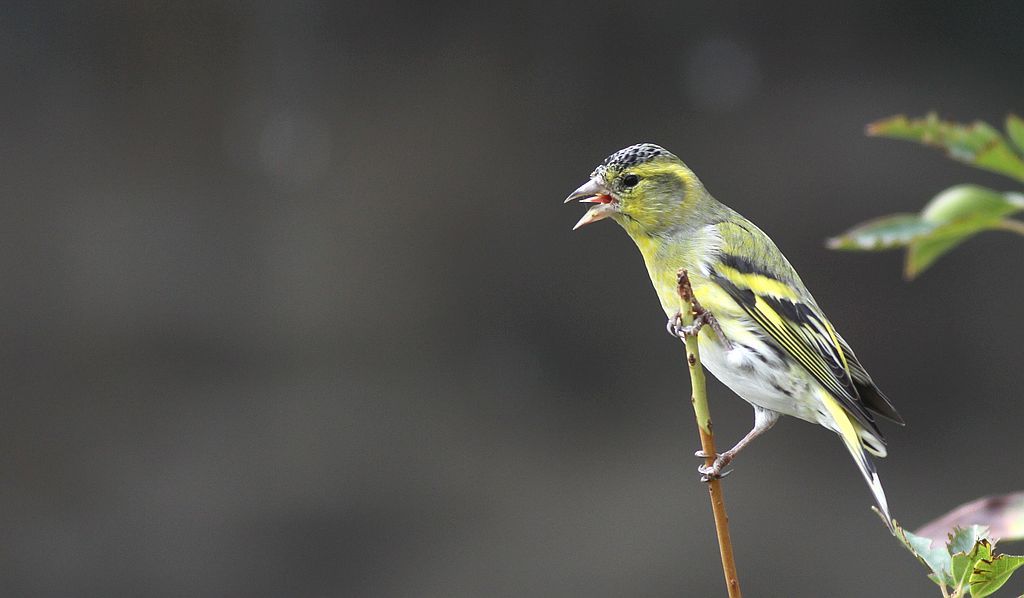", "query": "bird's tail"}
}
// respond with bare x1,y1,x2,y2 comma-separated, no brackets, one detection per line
819,392,893,531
